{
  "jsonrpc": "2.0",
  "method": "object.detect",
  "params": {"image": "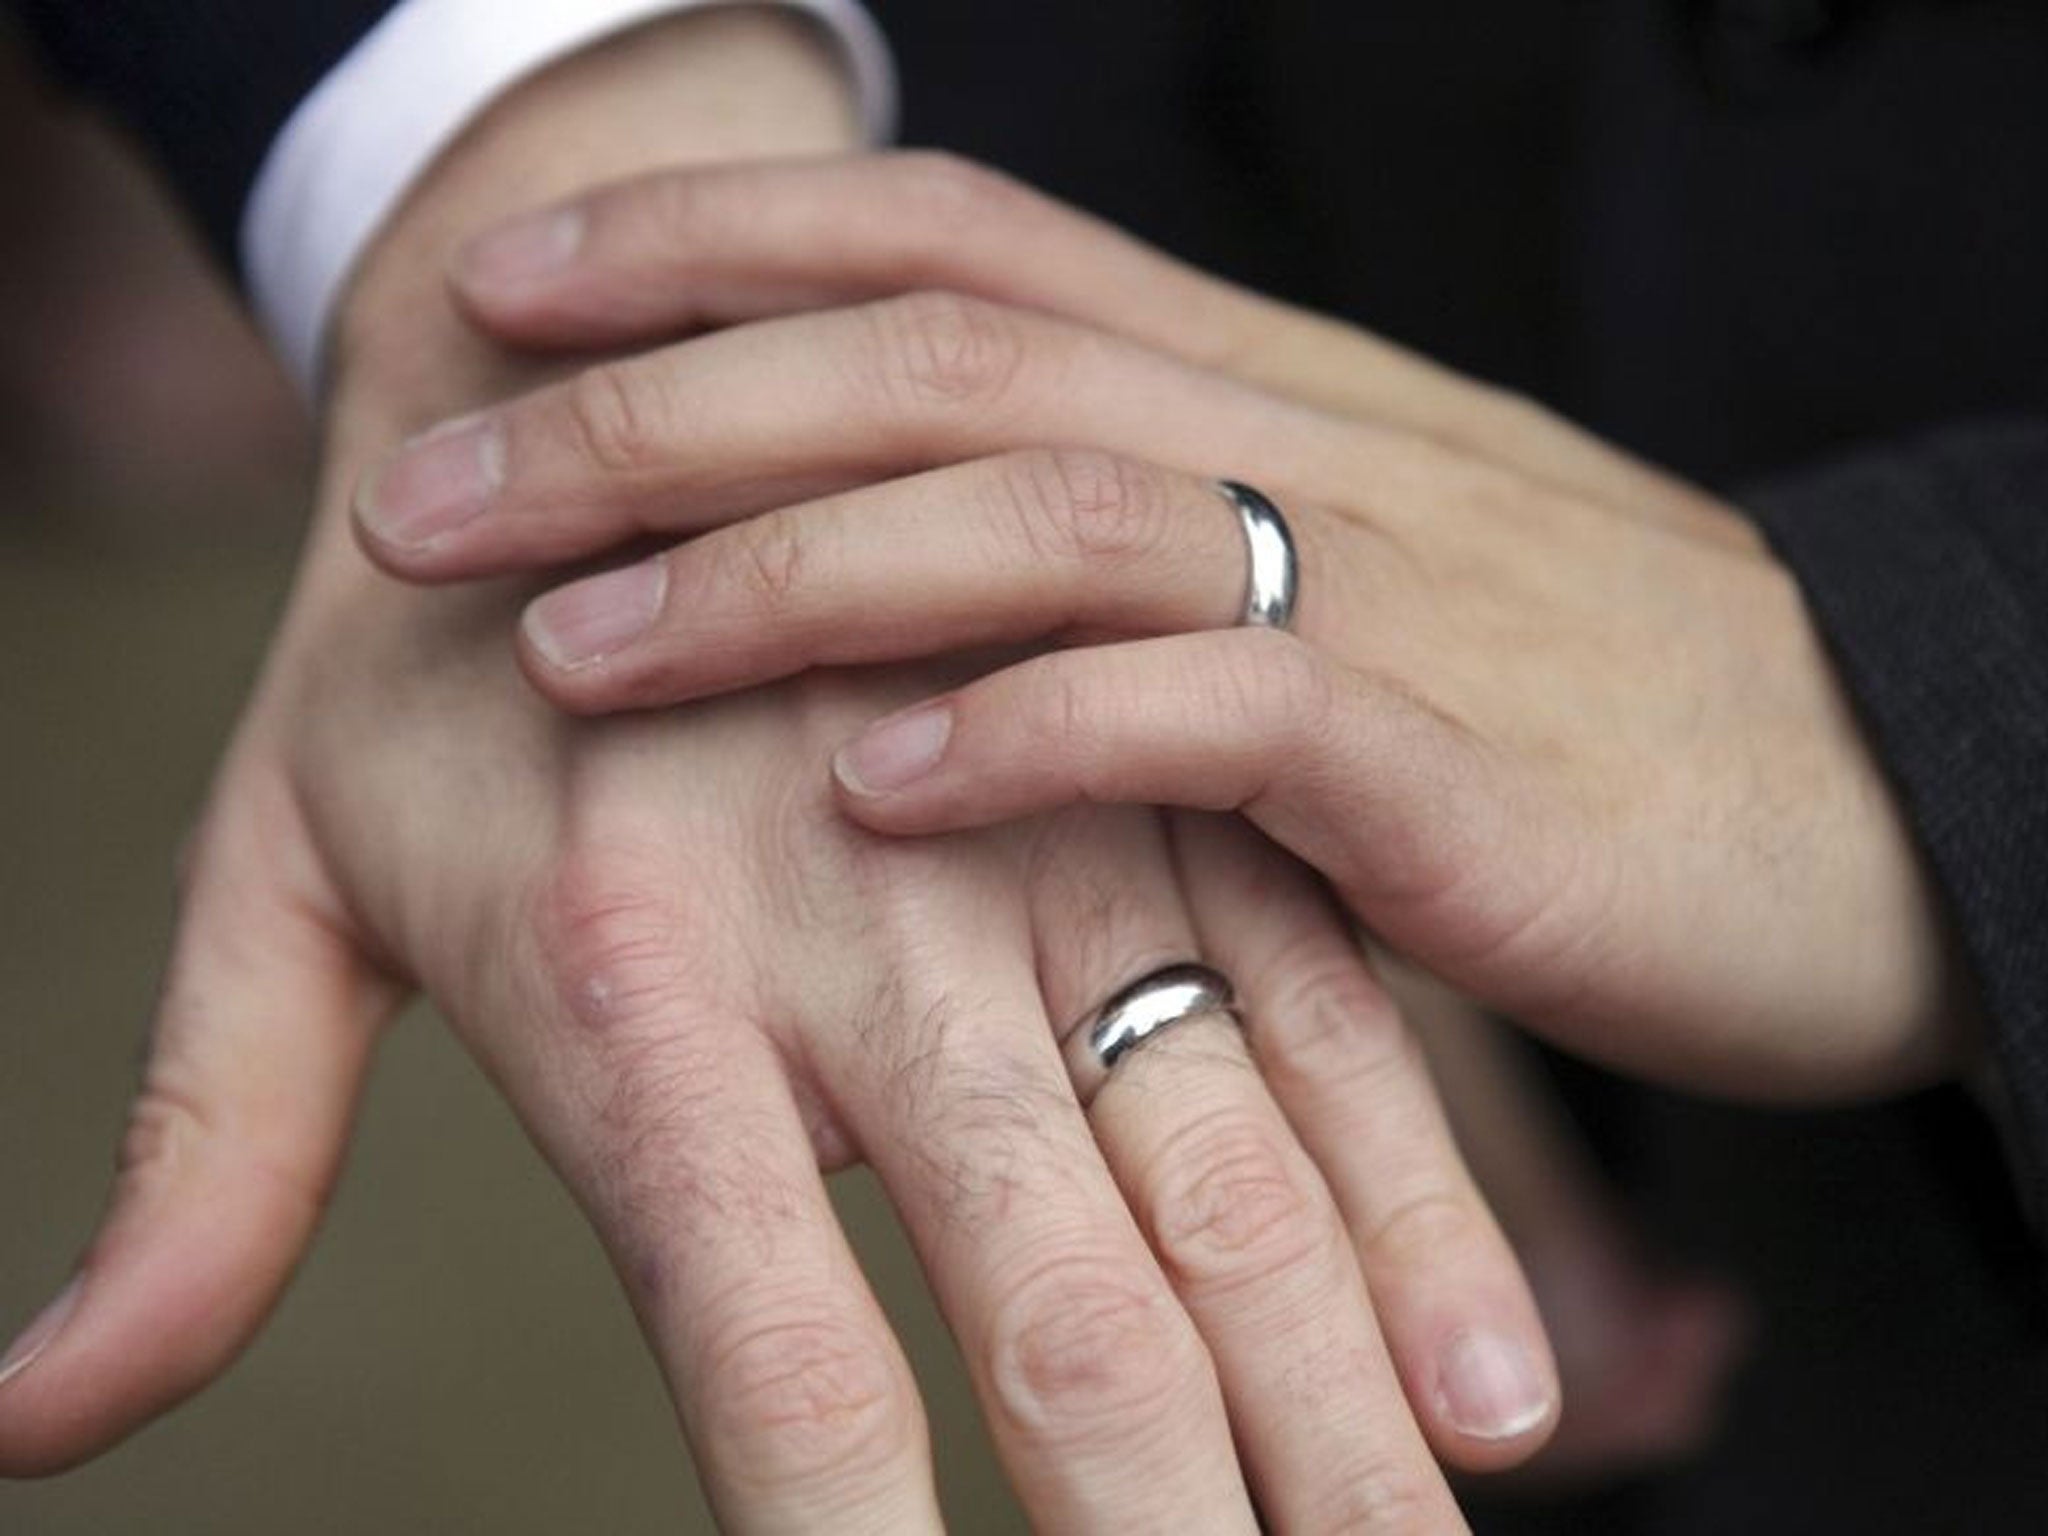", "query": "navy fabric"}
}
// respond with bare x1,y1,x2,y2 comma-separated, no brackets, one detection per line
11,0,393,267
1752,422,2048,1227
